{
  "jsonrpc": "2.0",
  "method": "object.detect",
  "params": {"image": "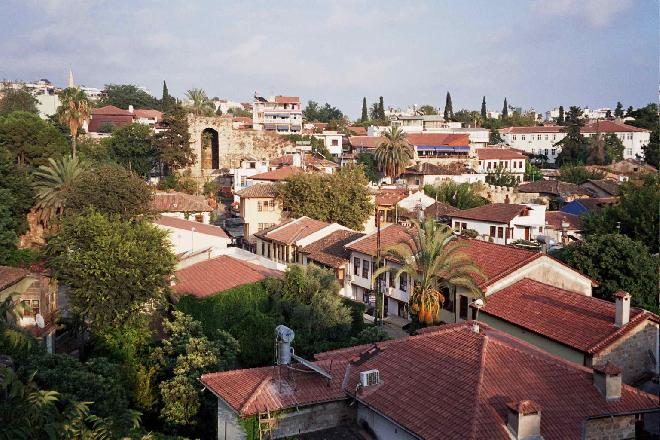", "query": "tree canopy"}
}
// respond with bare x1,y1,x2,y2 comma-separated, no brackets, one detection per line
100,84,160,109
0,147,33,263
302,100,344,123
554,106,588,165
102,122,154,177
0,87,38,115
444,92,453,121
557,164,606,185
0,111,68,167
424,181,488,209
626,103,659,167
153,105,195,174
